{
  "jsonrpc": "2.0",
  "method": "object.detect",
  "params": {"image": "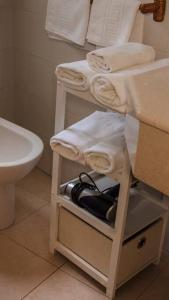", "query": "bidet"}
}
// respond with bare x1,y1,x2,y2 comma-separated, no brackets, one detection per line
0,118,43,229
